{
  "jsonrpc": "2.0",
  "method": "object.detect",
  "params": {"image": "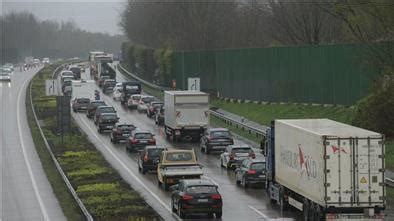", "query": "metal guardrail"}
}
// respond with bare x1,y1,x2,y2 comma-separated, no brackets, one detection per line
30,64,94,221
